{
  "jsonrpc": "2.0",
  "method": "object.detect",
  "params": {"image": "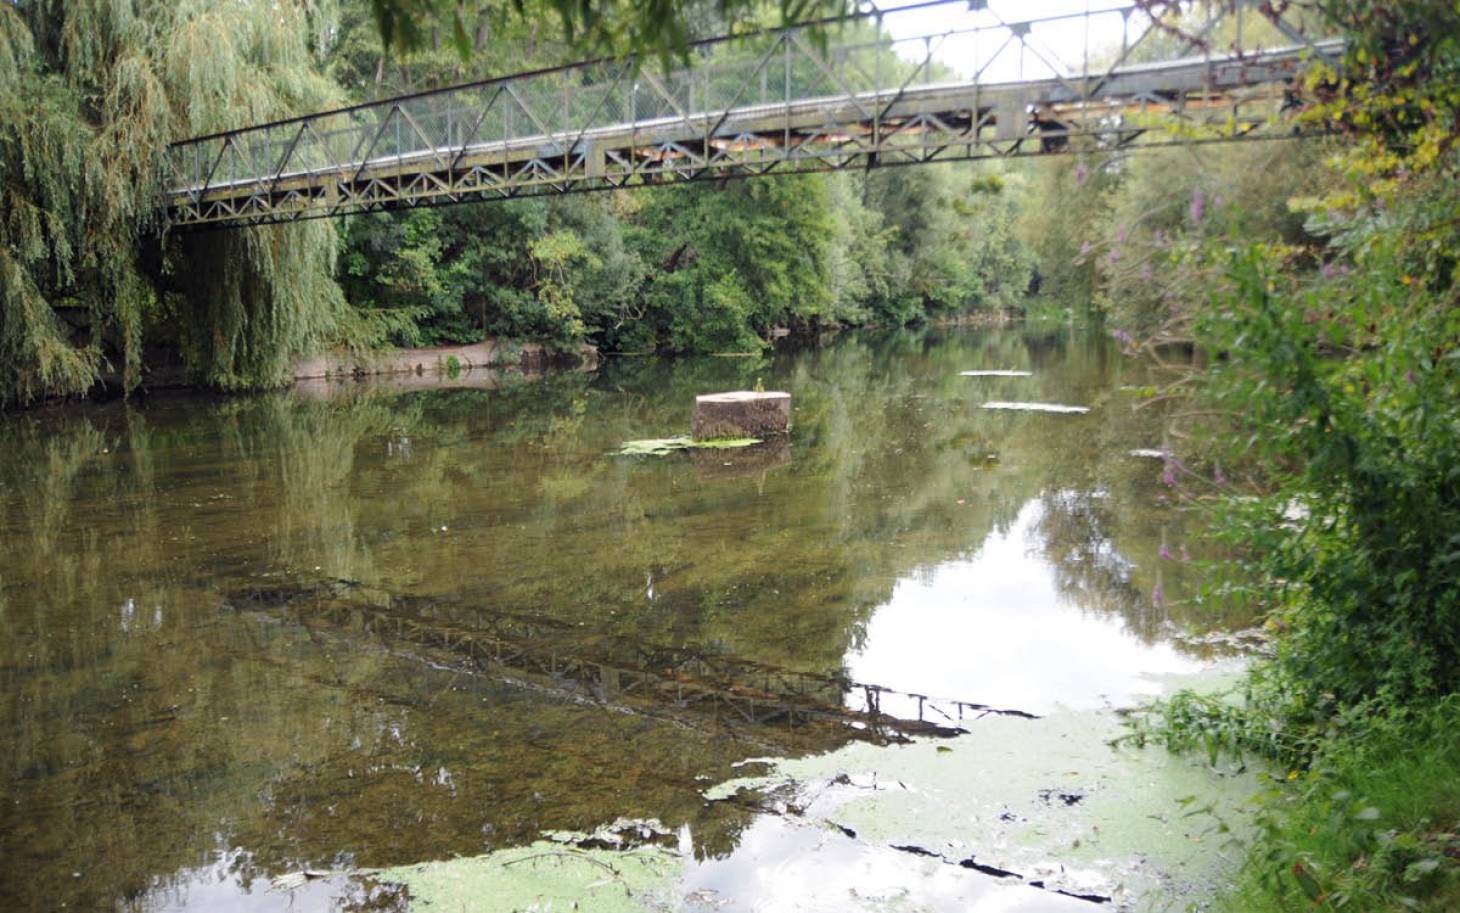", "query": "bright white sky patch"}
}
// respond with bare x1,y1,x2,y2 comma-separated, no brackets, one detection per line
876,0,1146,83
